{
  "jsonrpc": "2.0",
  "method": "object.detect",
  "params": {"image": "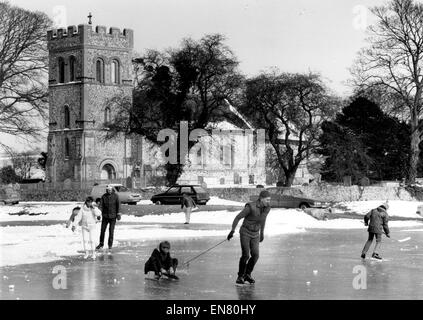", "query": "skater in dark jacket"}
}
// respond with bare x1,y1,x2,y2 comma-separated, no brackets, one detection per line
227,190,271,285
361,203,390,260
181,193,196,224
144,241,178,280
